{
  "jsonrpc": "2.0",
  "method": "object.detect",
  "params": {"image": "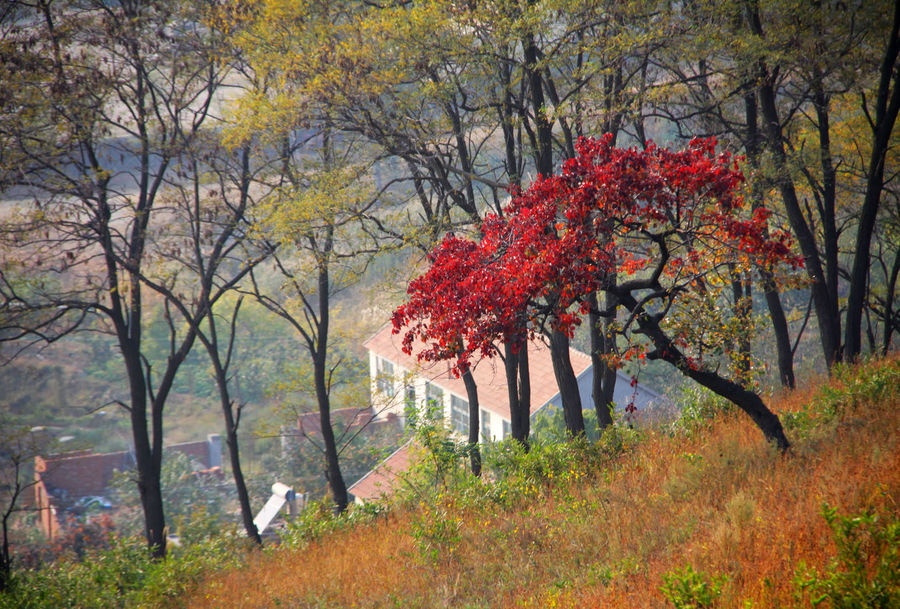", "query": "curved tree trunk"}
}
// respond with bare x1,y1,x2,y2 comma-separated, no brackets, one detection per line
621,293,790,450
